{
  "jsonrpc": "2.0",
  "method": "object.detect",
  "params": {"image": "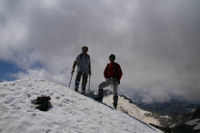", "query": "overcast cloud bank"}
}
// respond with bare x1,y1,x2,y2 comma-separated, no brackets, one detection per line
0,0,200,103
